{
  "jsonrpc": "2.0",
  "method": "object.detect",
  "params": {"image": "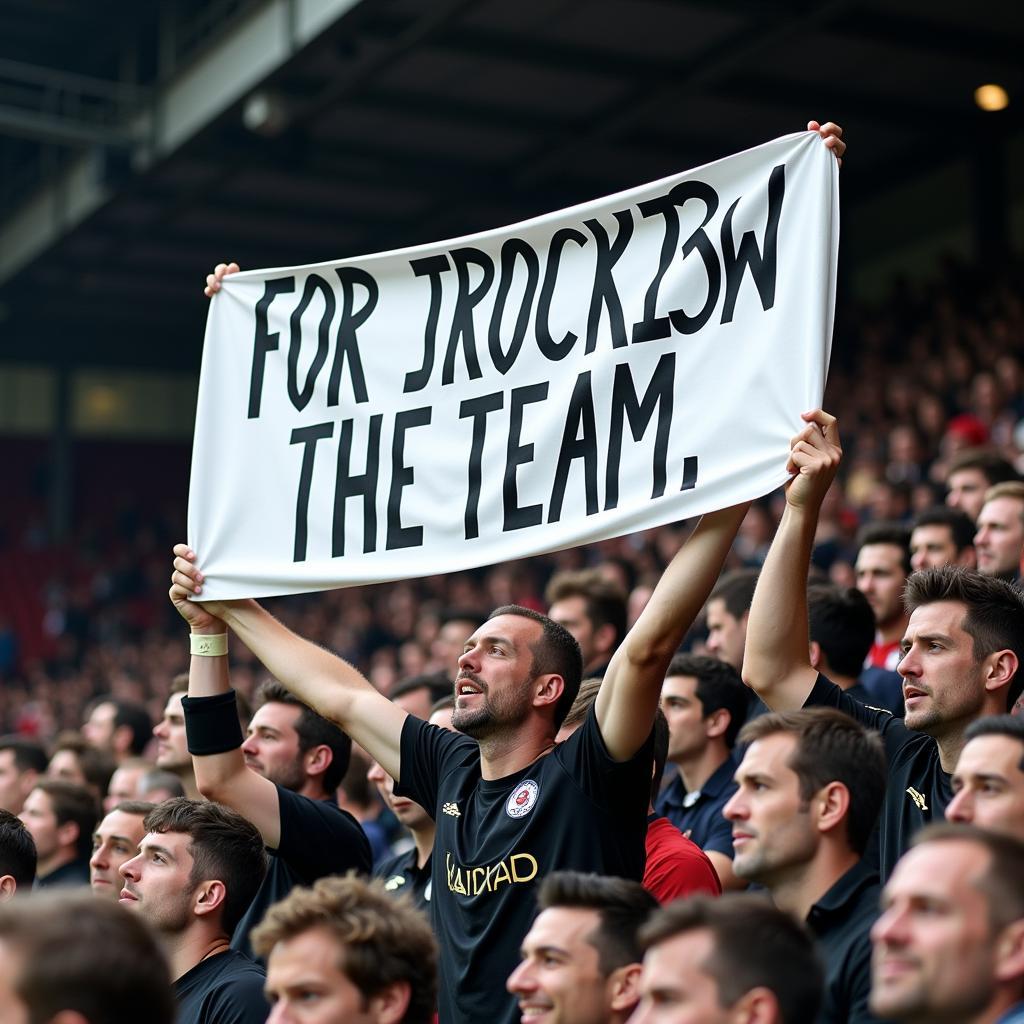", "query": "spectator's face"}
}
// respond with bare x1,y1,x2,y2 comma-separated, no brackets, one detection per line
90,810,146,901
548,596,598,670
871,841,1000,1020
428,706,456,732
453,615,542,739
46,749,85,787
661,675,710,762
82,702,118,752
104,764,146,814
724,733,818,885
946,468,989,522
947,735,1024,840
18,789,61,862
909,524,958,572
0,751,36,815
241,703,306,792
0,941,29,1024
633,929,731,1024
119,831,196,934
432,618,477,674
266,928,376,1024
855,543,907,629
898,601,986,734
153,693,189,772
704,600,745,672
366,759,431,831
506,906,614,1024
975,497,1024,578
